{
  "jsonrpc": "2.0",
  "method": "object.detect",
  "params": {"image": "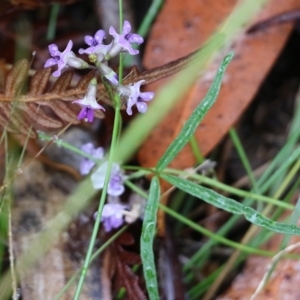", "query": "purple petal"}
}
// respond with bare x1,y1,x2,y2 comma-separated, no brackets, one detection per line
63,40,73,55
105,72,119,85
94,30,106,43
81,143,94,154
80,159,95,175
86,107,94,122
84,35,94,46
103,219,113,232
78,48,87,55
126,46,139,55
101,204,127,232
122,20,132,35
110,216,124,229
127,34,143,44
140,92,154,102
77,107,88,120
52,69,62,77
79,143,104,175
108,173,125,196
108,26,118,37
93,147,104,160
44,58,57,68
136,102,148,113
48,44,60,56
126,99,134,115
